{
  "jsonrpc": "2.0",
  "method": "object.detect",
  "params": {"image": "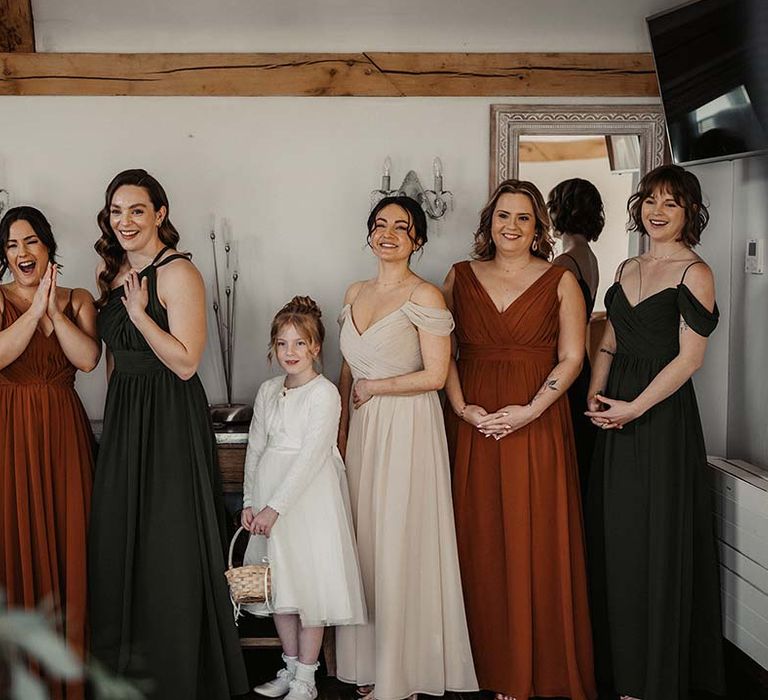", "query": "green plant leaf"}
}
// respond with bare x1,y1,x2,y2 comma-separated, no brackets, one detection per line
0,610,81,679
10,661,48,700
